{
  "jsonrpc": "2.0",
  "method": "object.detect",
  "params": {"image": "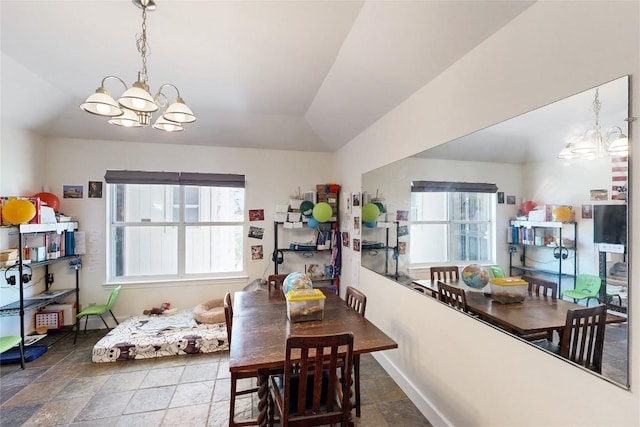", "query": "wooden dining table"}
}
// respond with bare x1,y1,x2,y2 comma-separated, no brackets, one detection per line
228,288,398,426
412,279,626,336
